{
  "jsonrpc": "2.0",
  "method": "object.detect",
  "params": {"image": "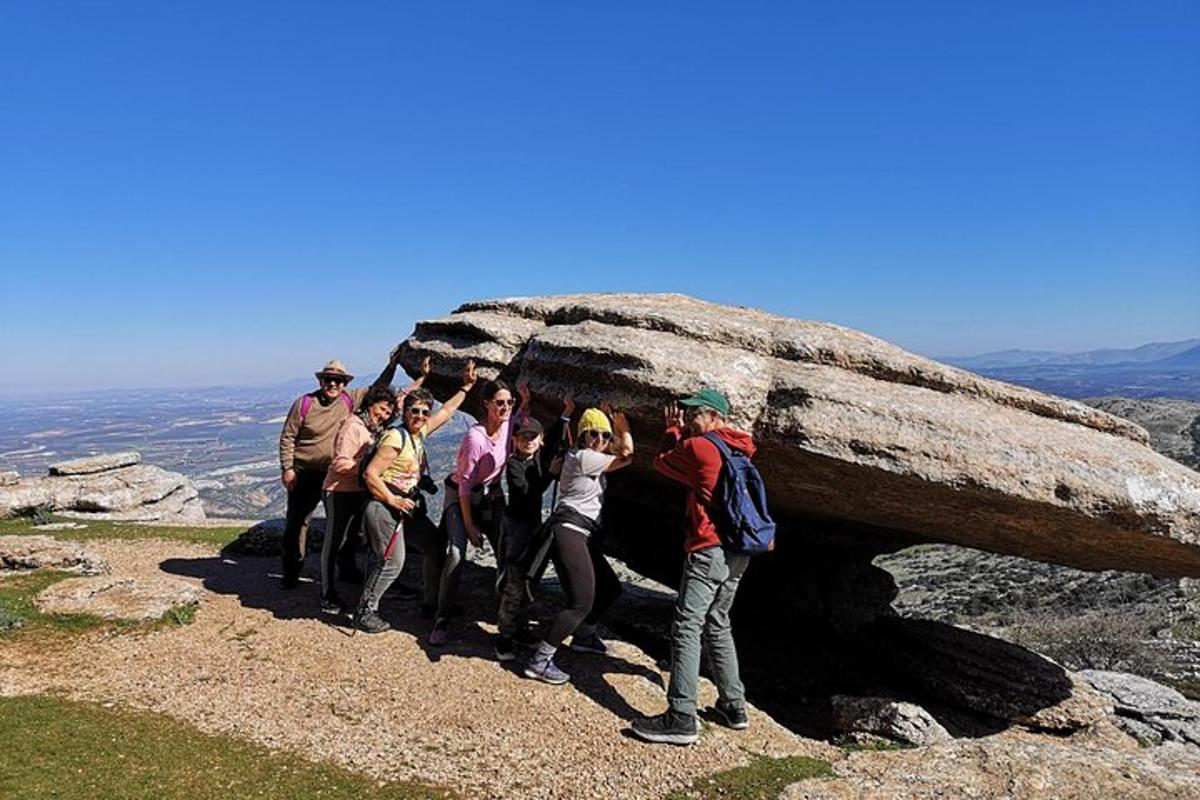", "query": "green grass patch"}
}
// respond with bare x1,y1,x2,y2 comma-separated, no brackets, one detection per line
665,754,833,800
0,570,197,640
0,515,246,548
0,694,454,799
840,739,914,752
